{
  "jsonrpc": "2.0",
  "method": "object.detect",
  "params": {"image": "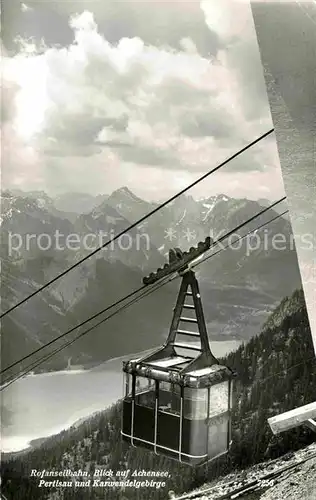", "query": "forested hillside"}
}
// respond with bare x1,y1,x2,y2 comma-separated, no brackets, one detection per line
2,288,315,500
